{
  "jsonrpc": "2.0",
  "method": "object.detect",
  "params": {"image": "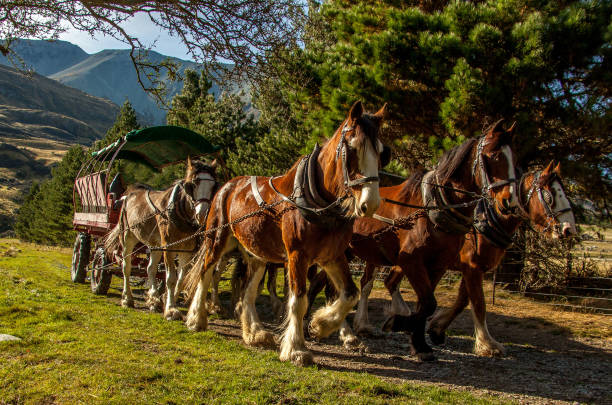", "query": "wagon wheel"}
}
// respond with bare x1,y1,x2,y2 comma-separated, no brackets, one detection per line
90,248,112,295
71,233,90,283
